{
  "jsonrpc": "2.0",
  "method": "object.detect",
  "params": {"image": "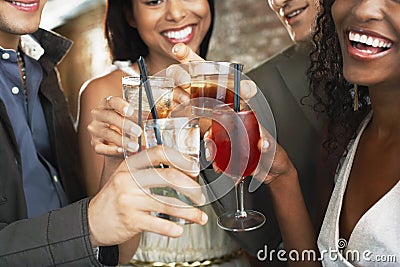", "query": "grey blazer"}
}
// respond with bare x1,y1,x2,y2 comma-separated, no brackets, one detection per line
247,43,323,218
202,43,323,265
